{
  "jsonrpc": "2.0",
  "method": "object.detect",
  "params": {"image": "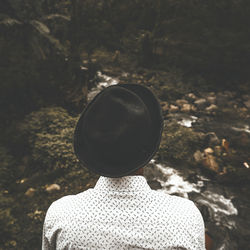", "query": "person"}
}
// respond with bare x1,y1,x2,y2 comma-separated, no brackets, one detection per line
42,84,206,249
